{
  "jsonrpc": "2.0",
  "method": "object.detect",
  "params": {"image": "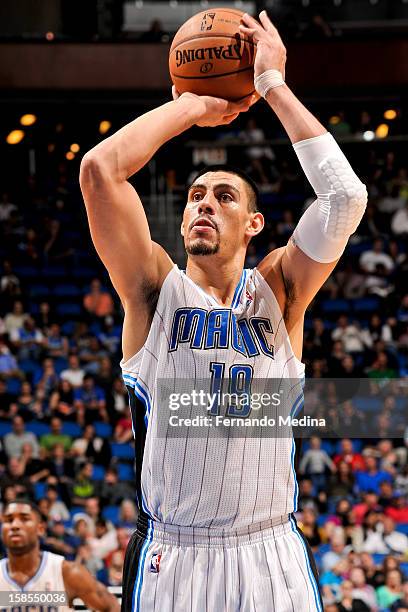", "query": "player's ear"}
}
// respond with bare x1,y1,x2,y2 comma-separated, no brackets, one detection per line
37,519,46,537
246,212,264,238
180,221,185,237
